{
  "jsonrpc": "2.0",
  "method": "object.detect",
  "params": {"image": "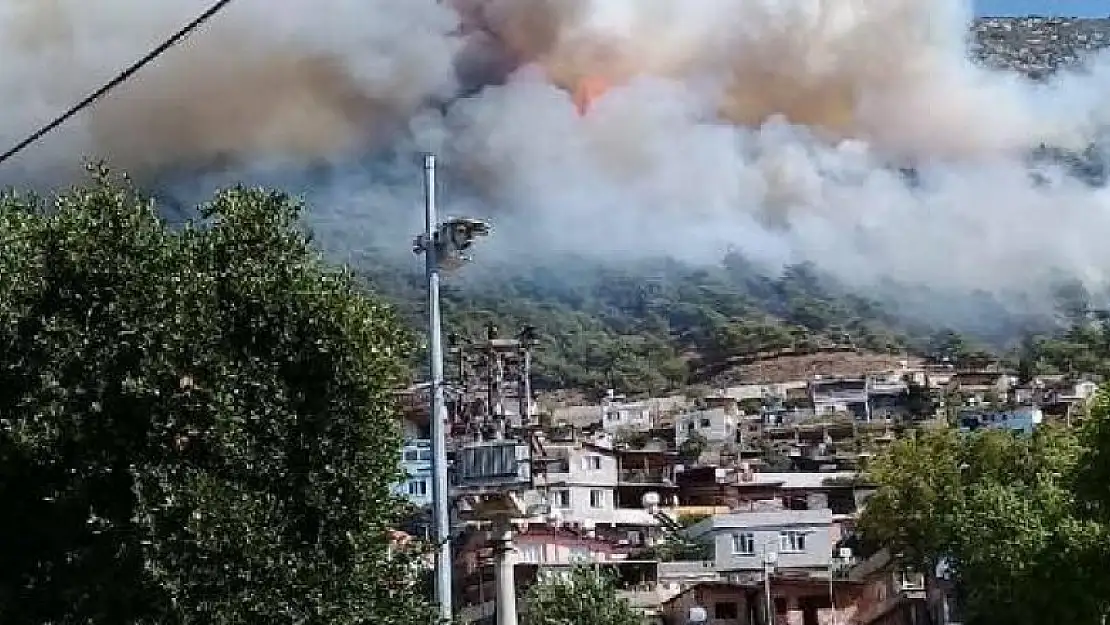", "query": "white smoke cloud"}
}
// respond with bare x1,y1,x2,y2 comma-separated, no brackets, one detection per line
0,0,1108,301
